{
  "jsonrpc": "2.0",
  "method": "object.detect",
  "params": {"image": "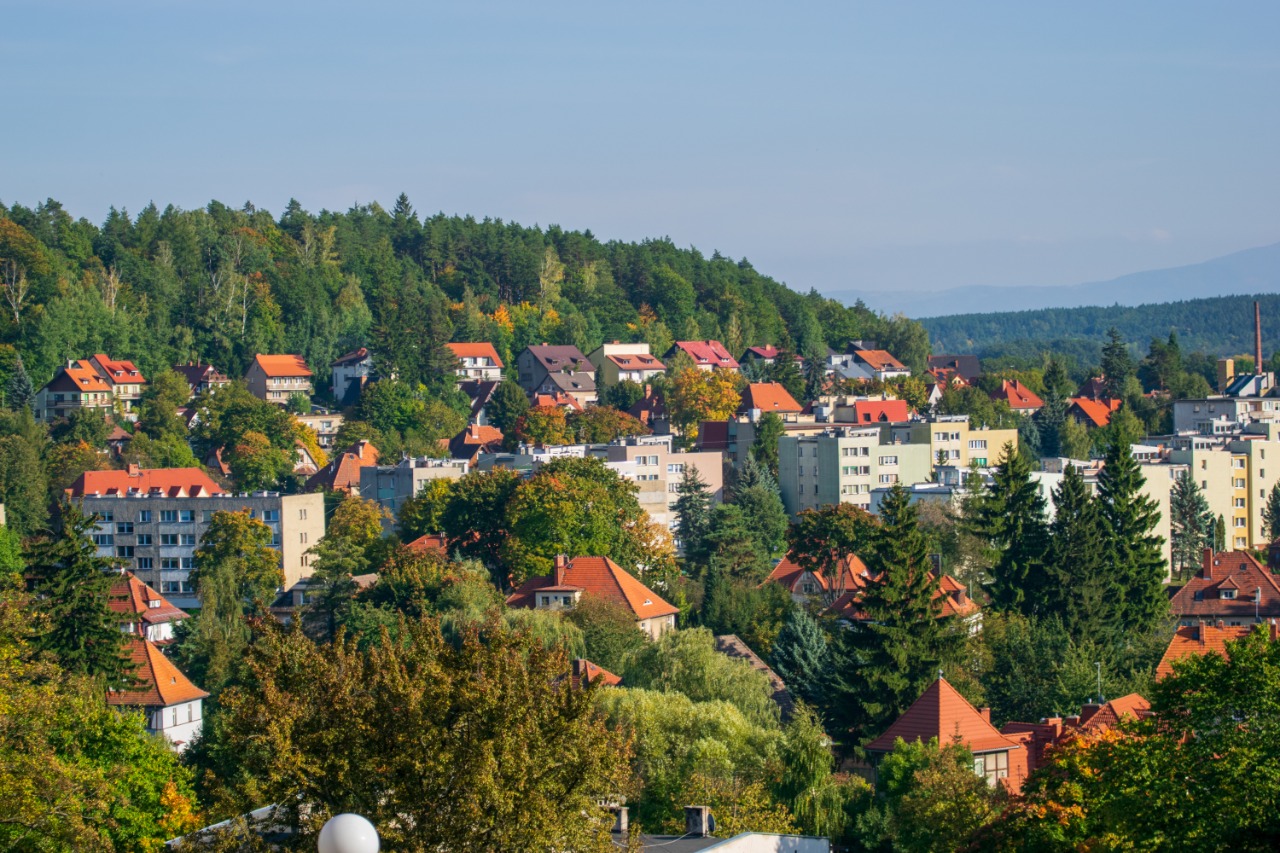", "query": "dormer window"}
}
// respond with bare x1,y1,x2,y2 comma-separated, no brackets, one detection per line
1221,589,1237,600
